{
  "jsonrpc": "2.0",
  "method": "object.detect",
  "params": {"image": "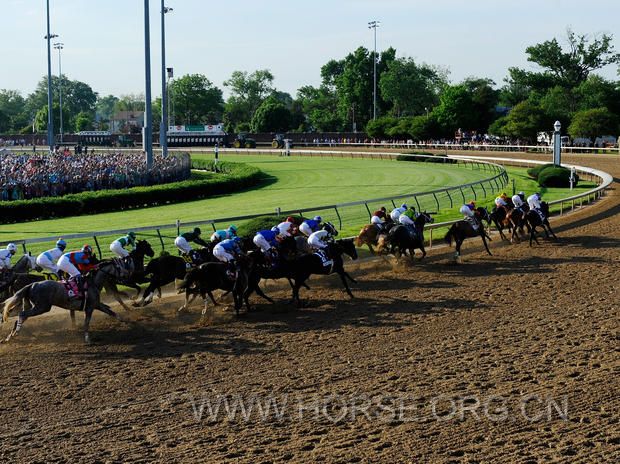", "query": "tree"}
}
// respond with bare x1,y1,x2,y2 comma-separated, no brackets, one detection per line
114,94,145,113
574,75,620,115
223,70,274,131
0,89,28,132
169,74,224,125
296,85,344,132
250,97,292,132
432,85,477,136
568,108,618,140
379,58,447,117
501,101,546,142
365,116,398,139
74,111,94,132
96,95,119,120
